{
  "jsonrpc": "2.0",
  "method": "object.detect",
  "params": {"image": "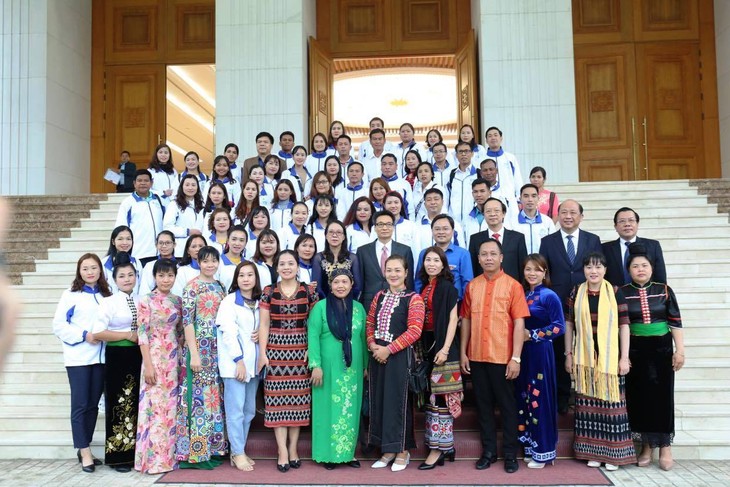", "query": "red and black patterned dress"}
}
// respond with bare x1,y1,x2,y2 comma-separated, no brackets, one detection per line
261,282,319,427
